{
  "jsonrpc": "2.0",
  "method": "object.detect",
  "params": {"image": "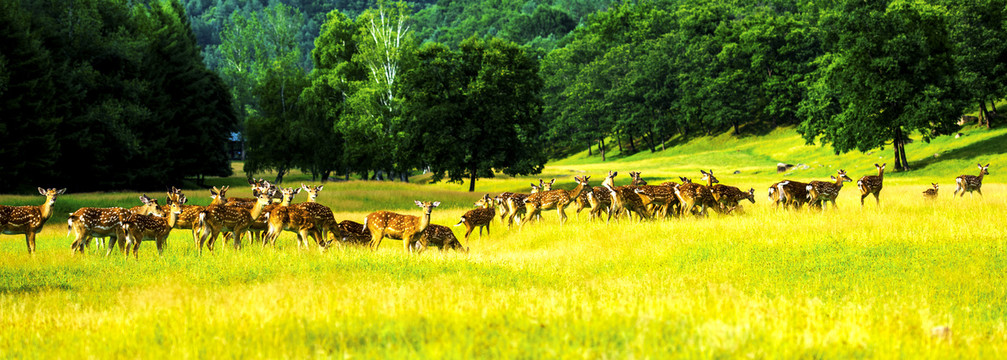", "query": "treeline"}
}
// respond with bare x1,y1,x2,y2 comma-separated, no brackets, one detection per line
0,0,236,192
541,0,1007,171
